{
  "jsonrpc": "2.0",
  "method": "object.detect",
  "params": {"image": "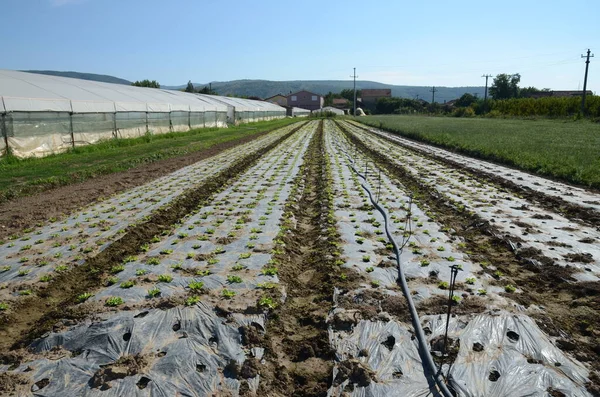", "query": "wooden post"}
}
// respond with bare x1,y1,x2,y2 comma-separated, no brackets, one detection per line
69,112,75,148
1,112,9,156
113,112,118,139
